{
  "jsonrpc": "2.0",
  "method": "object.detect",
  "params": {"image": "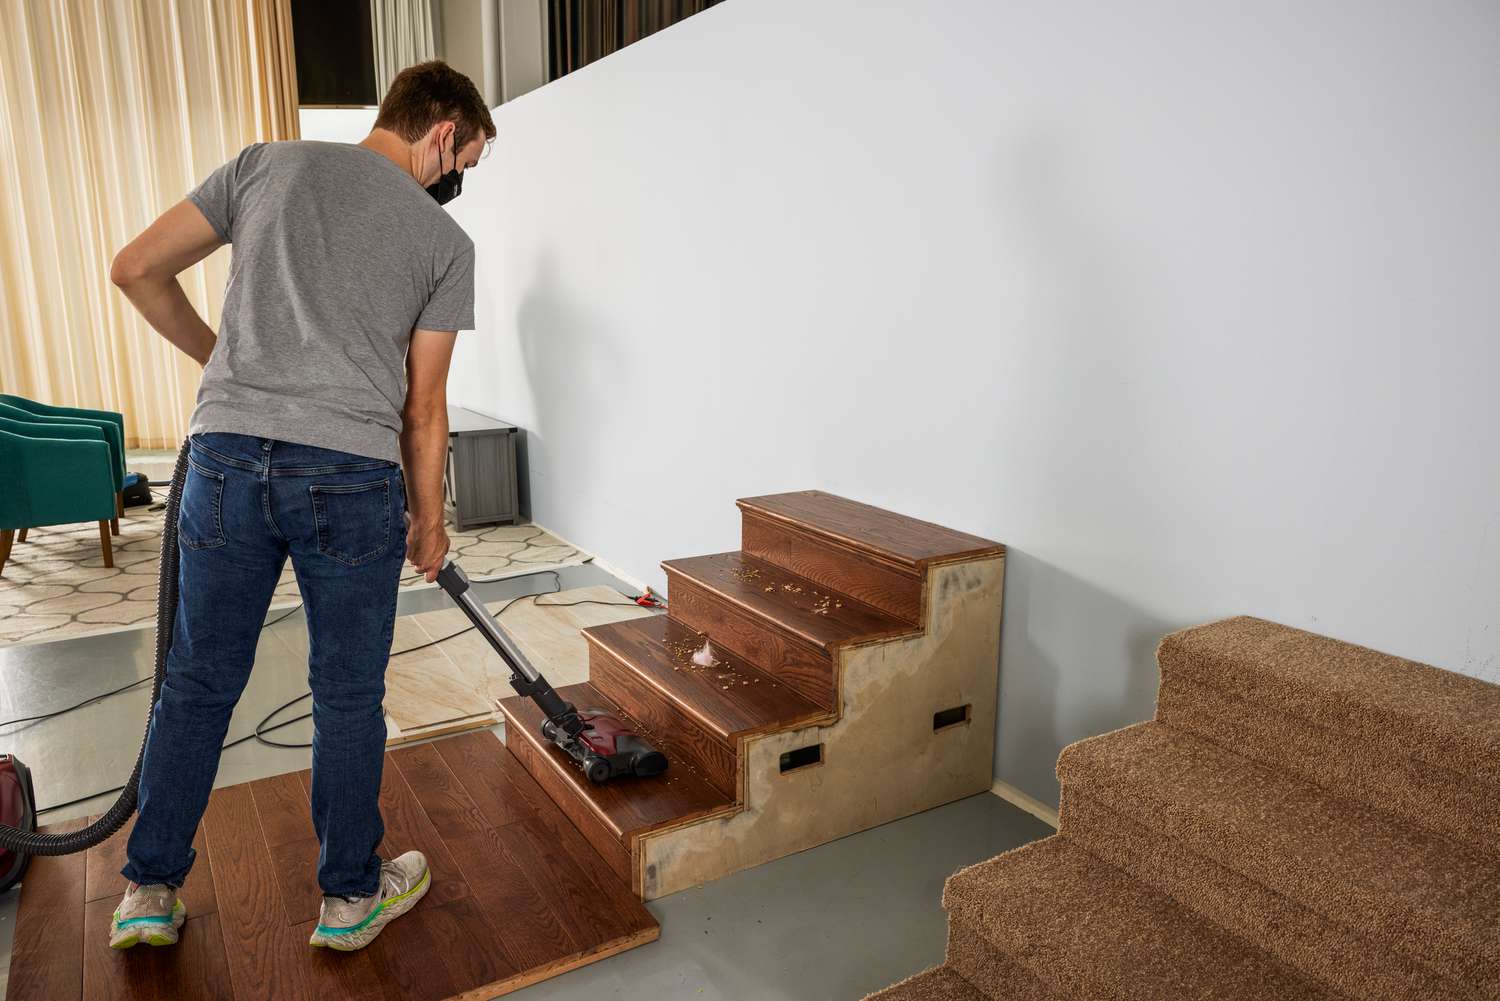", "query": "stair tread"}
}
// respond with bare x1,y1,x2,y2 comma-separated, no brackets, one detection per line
738,490,1004,571
663,551,917,654
944,837,1338,1001
863,966,986,1001
584,615,829,743
1058,721,1499,987
499,682,734,841
1158,616,1500,783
